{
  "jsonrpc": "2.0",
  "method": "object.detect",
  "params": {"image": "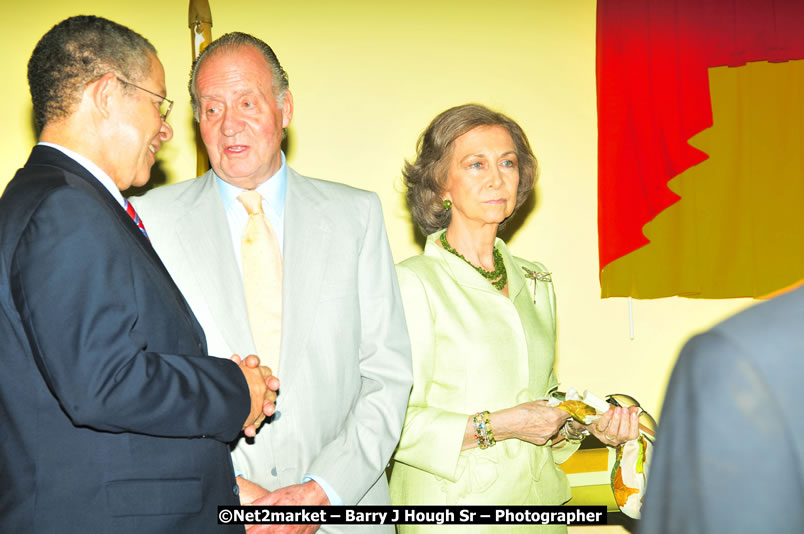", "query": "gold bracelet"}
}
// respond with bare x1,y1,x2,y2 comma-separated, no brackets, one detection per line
472,411,496,449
